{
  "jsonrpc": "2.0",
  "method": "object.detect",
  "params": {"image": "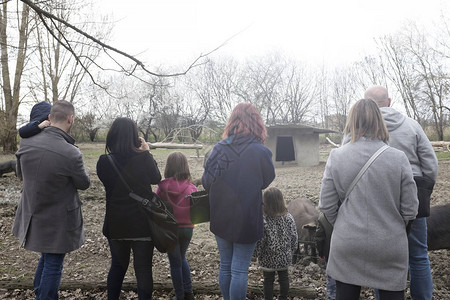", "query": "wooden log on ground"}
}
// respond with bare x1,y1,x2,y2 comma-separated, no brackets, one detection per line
148,142,203,149
0,279,317,298
326,137,340,148
431,141,450,151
